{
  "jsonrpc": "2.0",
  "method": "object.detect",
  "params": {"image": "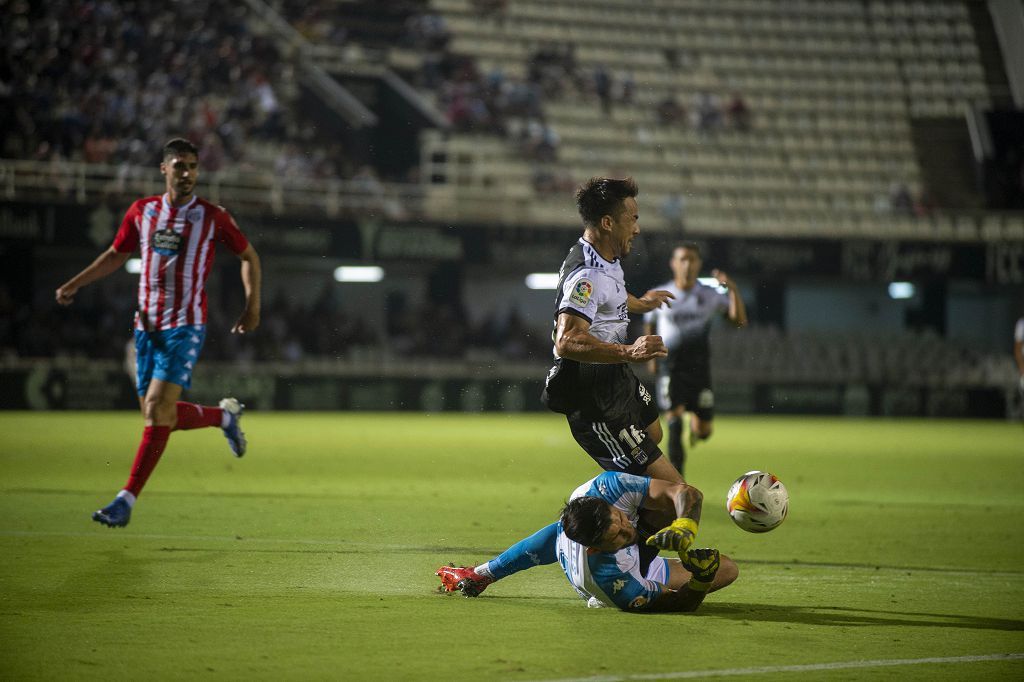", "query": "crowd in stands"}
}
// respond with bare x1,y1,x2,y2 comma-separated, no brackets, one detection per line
876,182,938,218
398,5,756,197
0,0,356,182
